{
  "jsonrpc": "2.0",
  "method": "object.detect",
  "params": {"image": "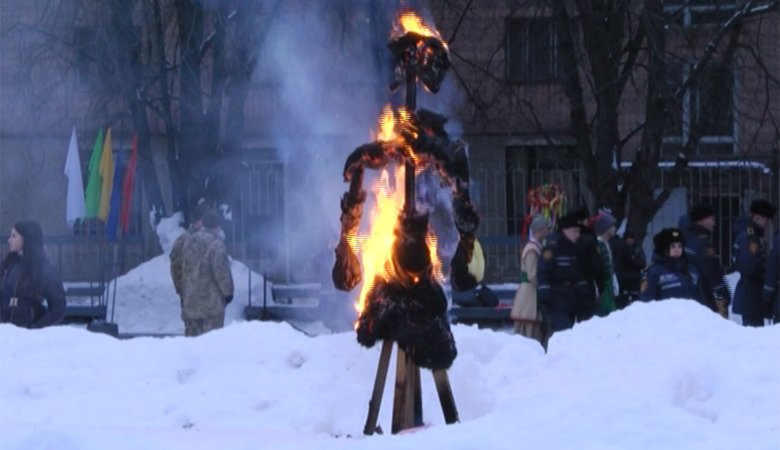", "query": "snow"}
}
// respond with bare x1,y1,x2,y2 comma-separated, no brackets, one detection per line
2,226,778,449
